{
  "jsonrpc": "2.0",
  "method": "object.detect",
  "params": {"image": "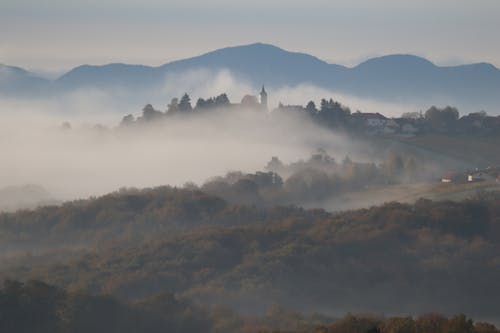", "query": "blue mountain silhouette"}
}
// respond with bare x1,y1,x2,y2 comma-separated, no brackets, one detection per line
2,43,499,112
